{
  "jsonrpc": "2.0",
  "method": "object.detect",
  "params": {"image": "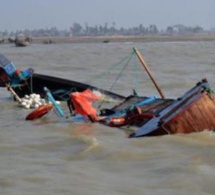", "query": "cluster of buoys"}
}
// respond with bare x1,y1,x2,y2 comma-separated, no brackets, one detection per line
19,93,61,109
22,93,61,120
20,94,47,109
